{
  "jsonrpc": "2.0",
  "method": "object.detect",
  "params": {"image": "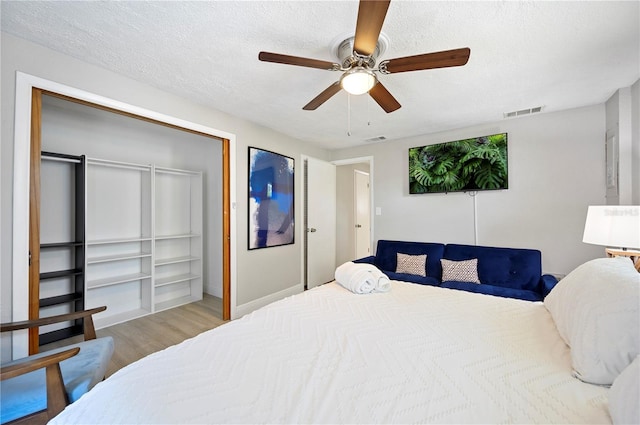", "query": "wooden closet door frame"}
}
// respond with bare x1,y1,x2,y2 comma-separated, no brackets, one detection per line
16,74,234,356
27,89,43,353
